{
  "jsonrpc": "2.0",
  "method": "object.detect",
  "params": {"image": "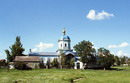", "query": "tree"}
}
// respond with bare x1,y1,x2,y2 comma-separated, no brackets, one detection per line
60,53,66,68
5,36,25,62
46,58,51,69
39,59,45,68
51,58,59,68
14,61,26,70
97,48,115,69
70,58,75,69
120,56,128,65
127,58,130,66
74,40,96,68
60,53,75,69
114,56,121,66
